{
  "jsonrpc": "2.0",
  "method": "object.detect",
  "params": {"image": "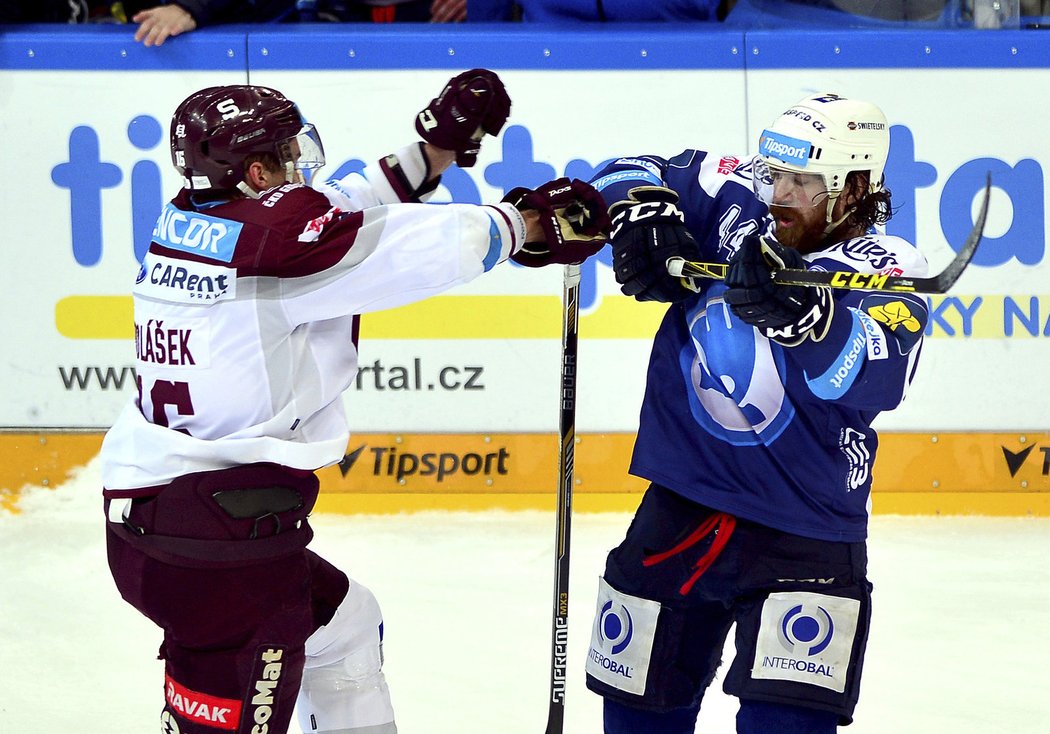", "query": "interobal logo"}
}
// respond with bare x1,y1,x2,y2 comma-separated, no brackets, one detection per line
777,604,835,657
597,600,634,655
